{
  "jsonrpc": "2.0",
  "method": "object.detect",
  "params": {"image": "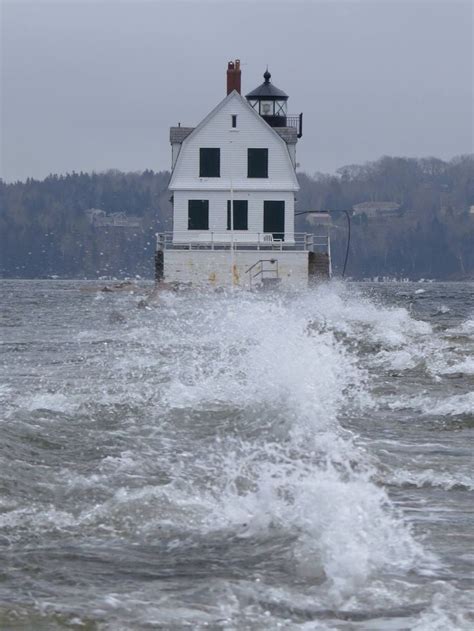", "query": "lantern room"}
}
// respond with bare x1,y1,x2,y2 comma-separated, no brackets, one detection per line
245,69,289,128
